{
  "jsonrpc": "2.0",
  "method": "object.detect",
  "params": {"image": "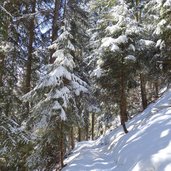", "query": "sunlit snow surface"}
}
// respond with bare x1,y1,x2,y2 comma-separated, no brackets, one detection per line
63,89,171,171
